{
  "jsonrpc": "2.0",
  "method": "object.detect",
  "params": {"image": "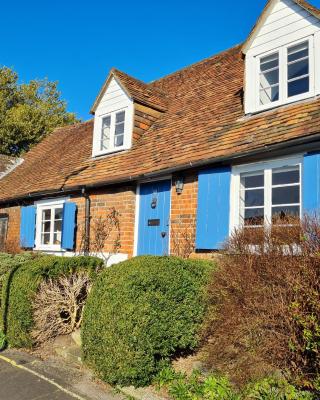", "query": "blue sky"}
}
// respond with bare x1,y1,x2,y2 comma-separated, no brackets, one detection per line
1,0,320,120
